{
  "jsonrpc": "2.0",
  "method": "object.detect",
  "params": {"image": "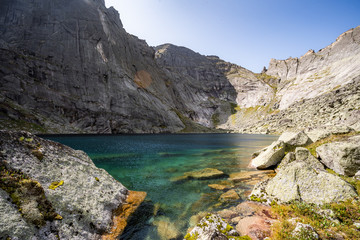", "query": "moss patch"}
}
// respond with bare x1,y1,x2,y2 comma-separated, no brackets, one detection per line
0,163,60,226
306,132,358,157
